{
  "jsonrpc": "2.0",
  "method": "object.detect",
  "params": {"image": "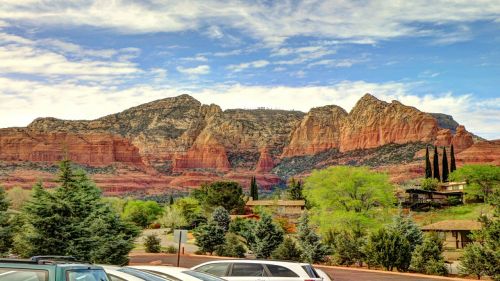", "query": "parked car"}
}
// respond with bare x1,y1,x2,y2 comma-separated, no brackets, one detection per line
0,256,110,281
102,265,157,281
102,266,170,281
192,260,324,281
314,269,333,281
129,265,225,281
